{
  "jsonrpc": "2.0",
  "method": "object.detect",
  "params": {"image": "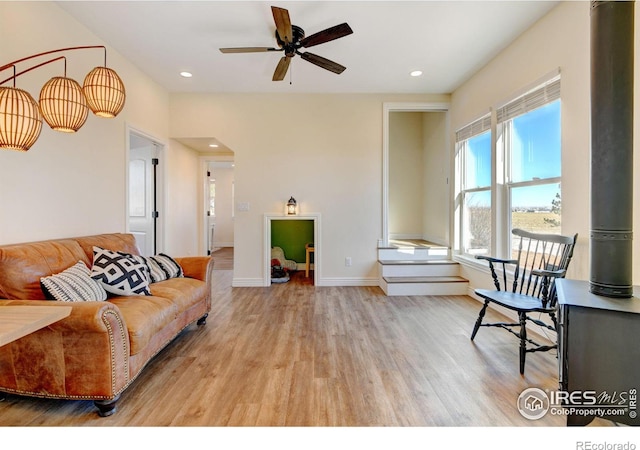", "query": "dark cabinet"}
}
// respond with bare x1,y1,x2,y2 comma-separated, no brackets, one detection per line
557,279,640,426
